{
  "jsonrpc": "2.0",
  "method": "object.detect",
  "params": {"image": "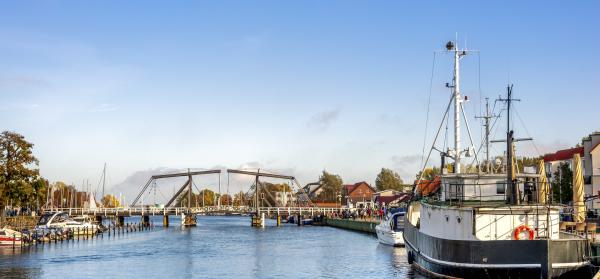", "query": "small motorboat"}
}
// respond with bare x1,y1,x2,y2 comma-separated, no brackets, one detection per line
181,213,197,227
36,212,98,234
0,228,23,246
375,210,405,246
301,219,313,226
